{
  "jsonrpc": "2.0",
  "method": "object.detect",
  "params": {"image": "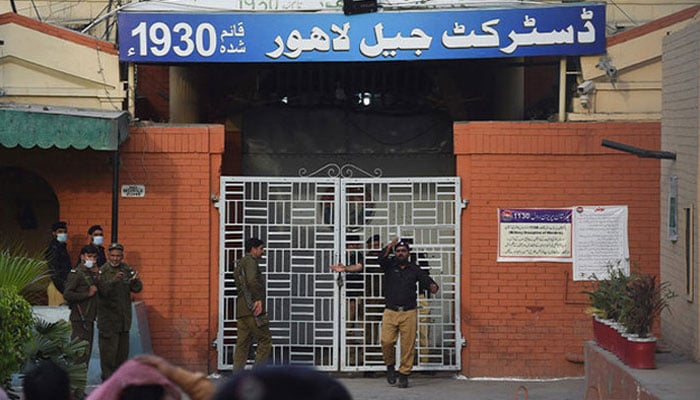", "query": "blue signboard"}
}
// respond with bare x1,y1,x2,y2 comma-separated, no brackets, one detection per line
117,4,605,63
